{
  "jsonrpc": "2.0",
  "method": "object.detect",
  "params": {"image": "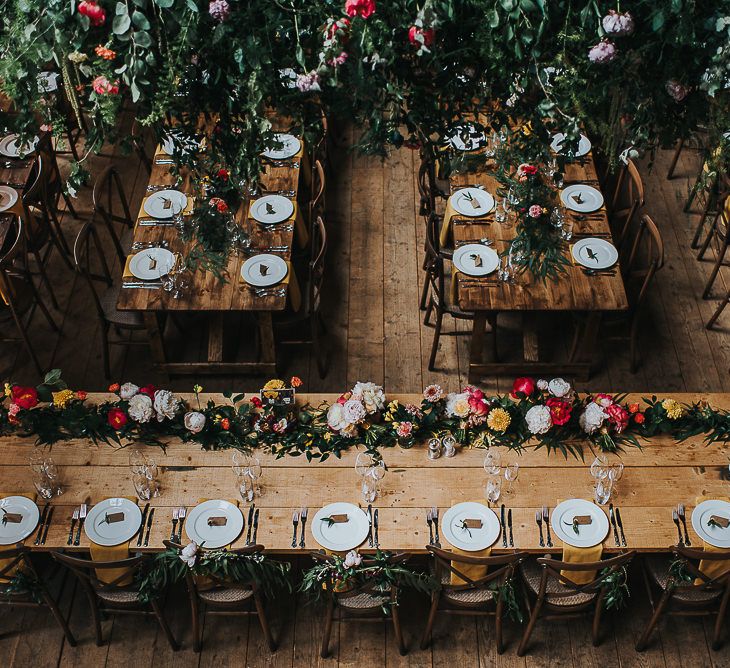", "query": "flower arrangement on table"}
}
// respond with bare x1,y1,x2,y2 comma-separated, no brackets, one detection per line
136,541,291,605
